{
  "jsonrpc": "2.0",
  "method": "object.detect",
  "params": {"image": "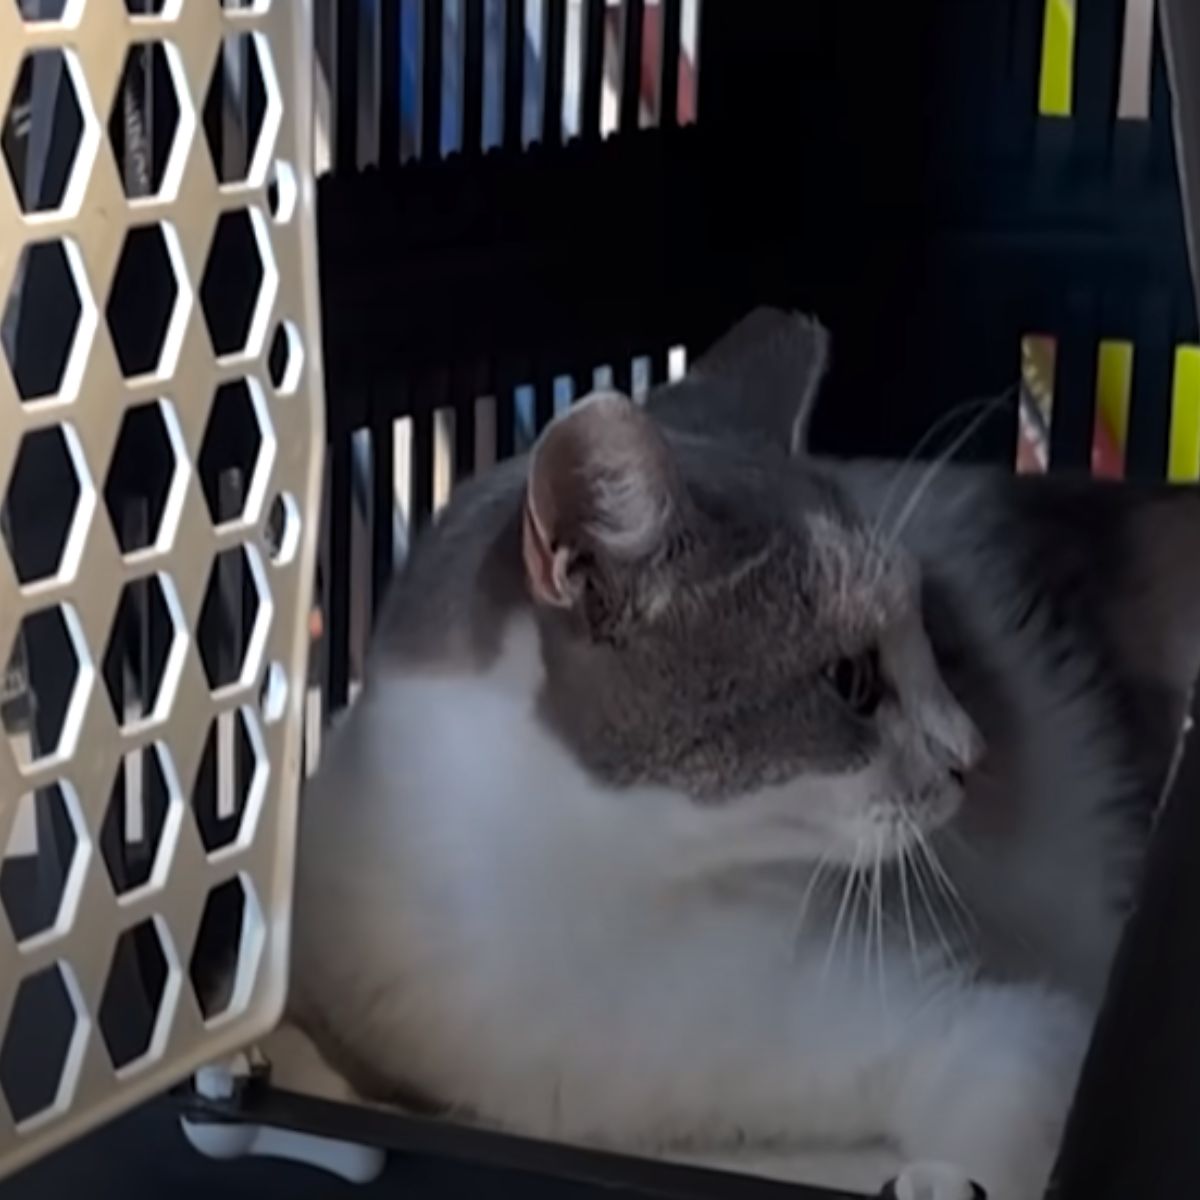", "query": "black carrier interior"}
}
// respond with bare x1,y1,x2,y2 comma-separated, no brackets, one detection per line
8,2,1200,1198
